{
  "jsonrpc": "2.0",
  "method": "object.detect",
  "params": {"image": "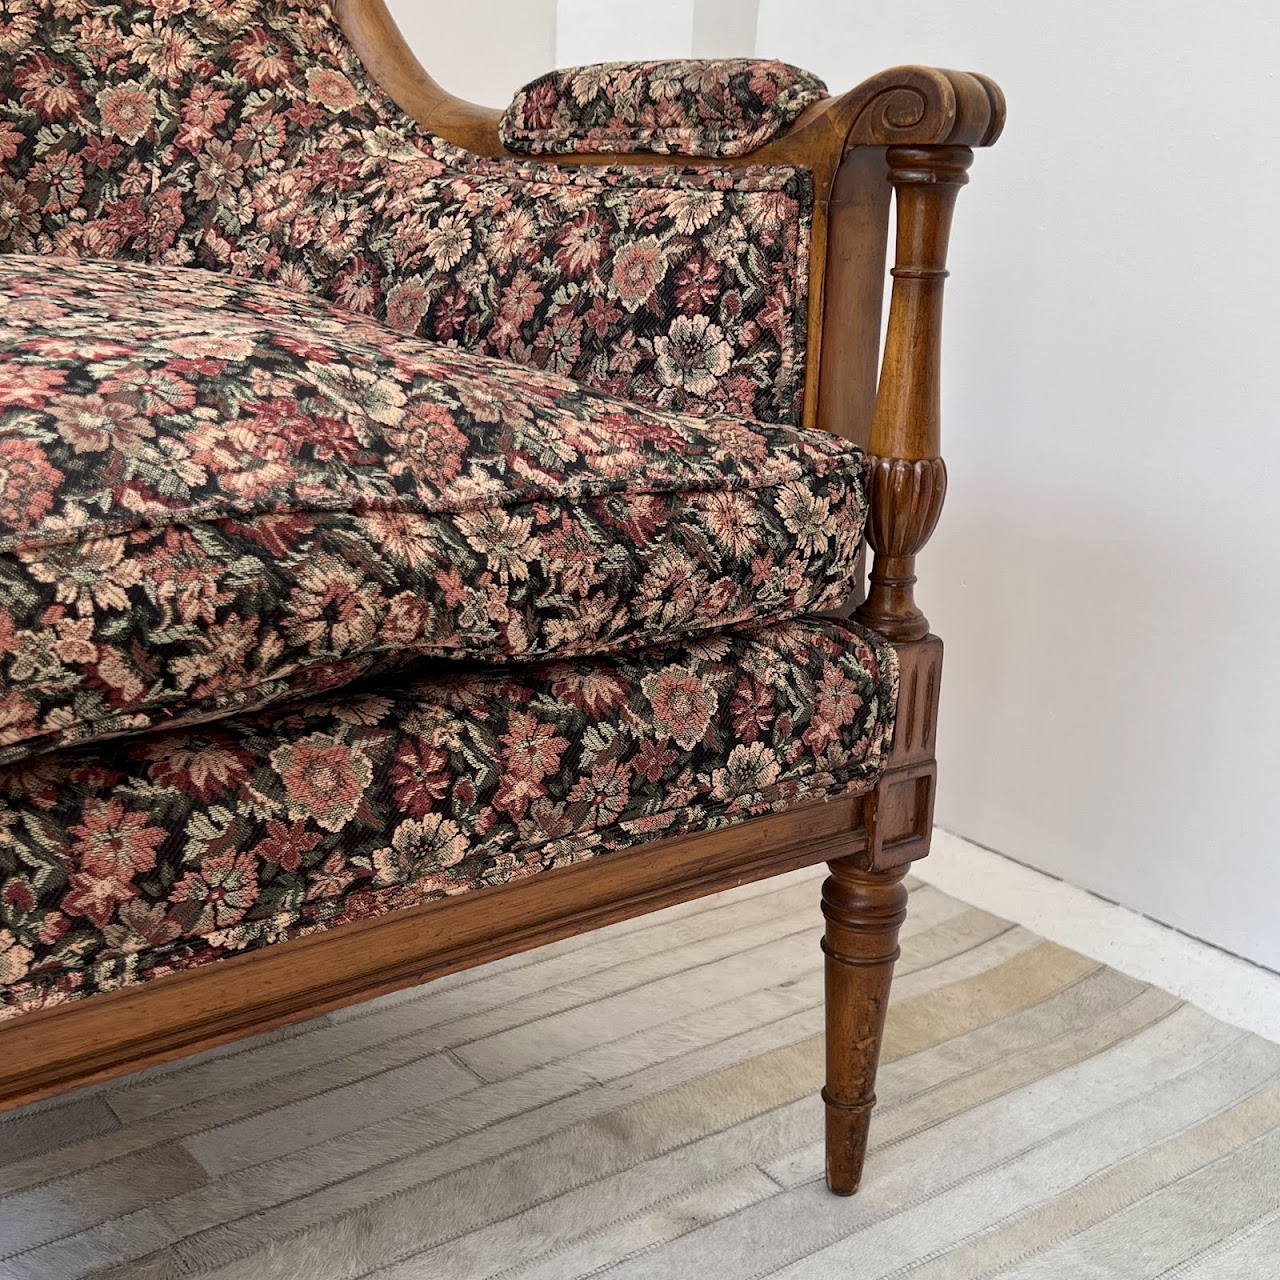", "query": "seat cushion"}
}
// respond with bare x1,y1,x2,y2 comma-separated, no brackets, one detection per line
0,615,897,1020
0,254,868,764
500,59,829,158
